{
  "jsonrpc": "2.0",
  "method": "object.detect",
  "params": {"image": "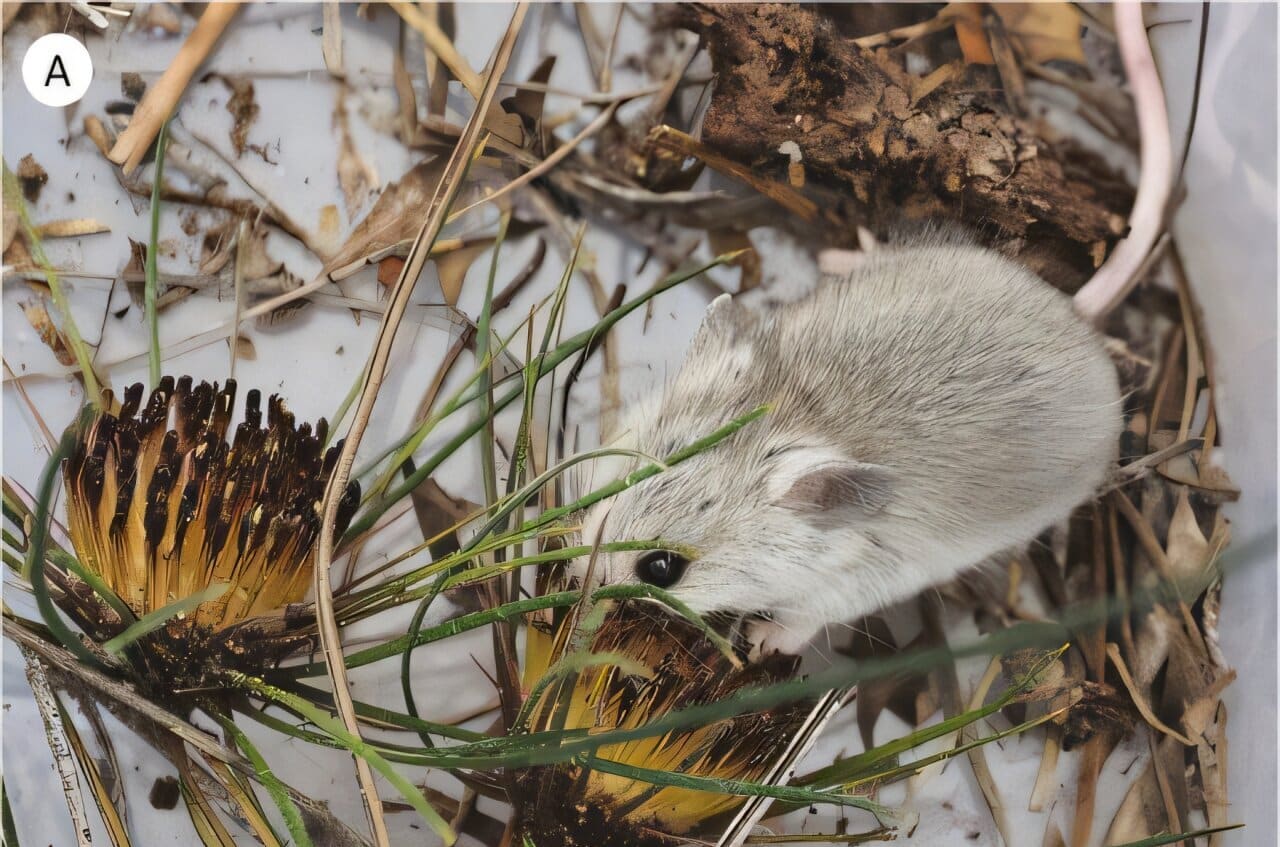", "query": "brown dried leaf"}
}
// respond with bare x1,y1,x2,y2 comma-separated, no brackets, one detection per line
325,157,447,279
232,334,256,361
433,238,495,306
83,116,114,157
943,4,995,65
1165,488,1212,585
993,3,1087,66
335,96,377,220
1104,760,1167,844
21,299,75,366
37,218,110,238
707,229,762,292
216,75,260,158
1197,702,1229,845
